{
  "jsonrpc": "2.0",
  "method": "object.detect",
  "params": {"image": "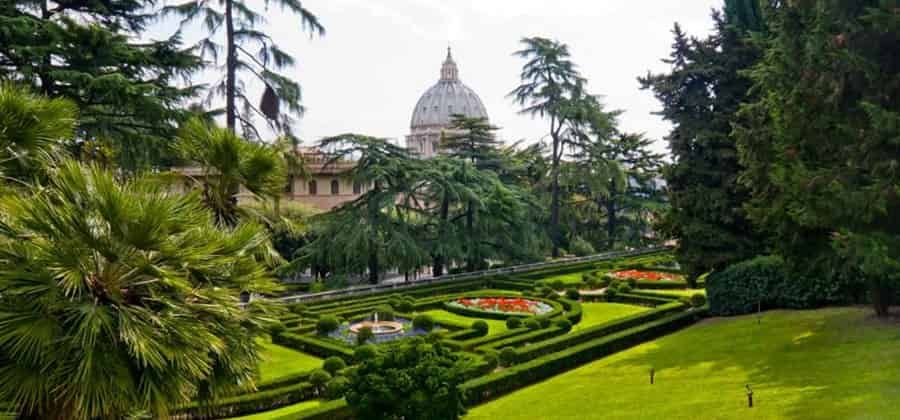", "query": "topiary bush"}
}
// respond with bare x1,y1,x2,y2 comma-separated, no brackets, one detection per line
309,369,332,394
324,376,350,400
482,351,500,371
375,305,395,321
323,356,347,375
505,317,522,329
316,316,340,336
396,297,415,313
690,293,707,308
565,288,580,300
617,282,633,294
549,279,566,291
288,303,307,315
524,318,541,330
268,321,286,337
605,287,619,301
354,345,377,362
535,316,551,329
472,320,489,335
555,318,573,332
499,347,518,367
356,326,374,345
412,314,434,331
706,255,860,316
